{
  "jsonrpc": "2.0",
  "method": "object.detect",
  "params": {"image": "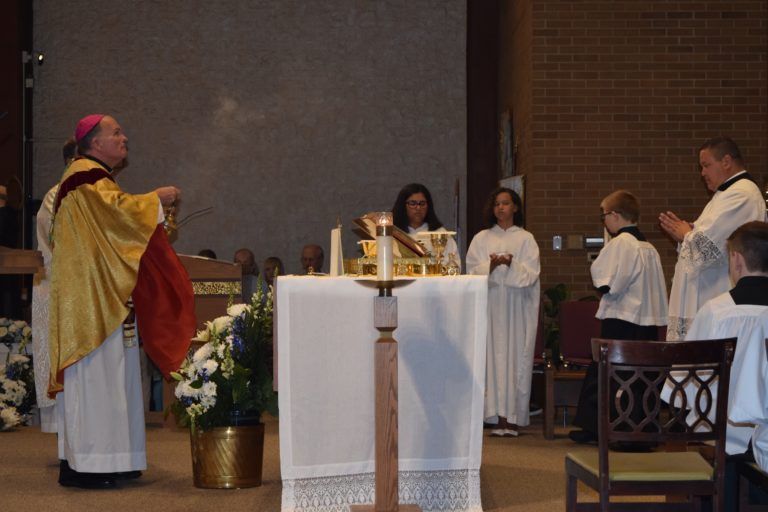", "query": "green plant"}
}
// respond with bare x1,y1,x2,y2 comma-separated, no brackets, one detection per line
541,283,569,366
